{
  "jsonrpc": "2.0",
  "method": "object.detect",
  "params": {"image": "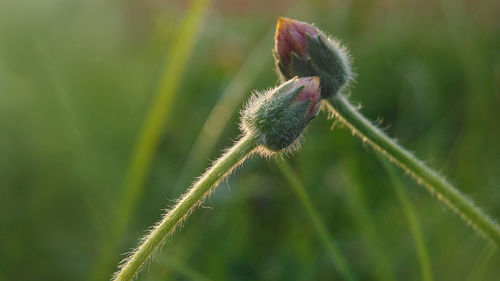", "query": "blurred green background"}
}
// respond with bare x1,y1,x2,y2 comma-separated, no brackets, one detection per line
1,0,499,280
